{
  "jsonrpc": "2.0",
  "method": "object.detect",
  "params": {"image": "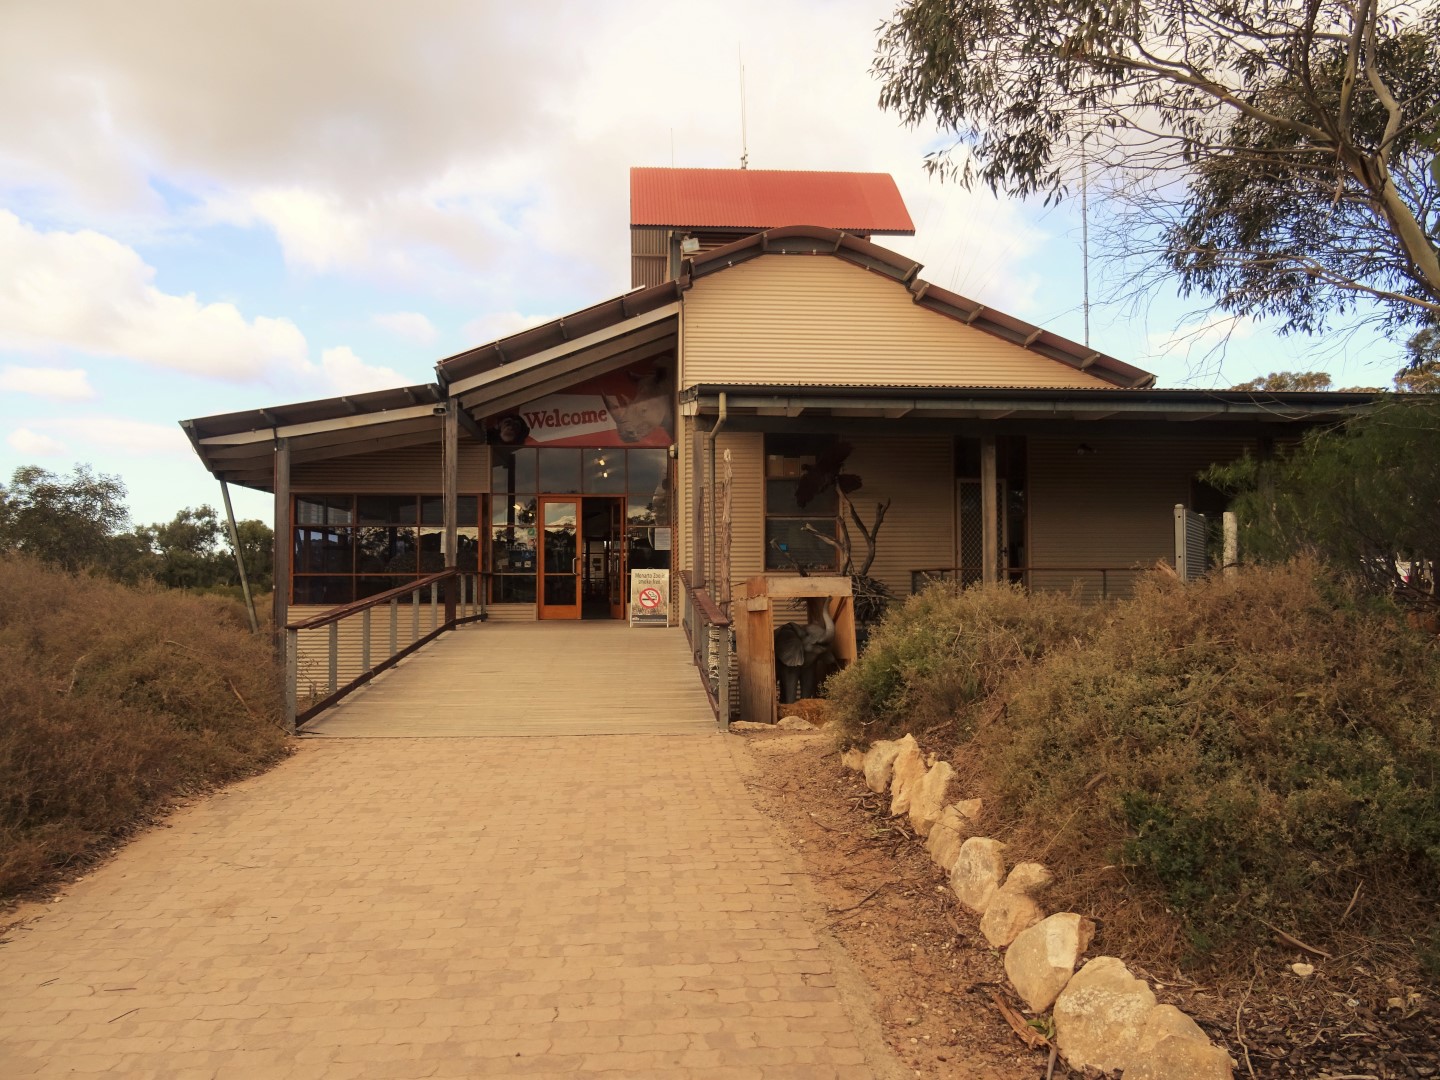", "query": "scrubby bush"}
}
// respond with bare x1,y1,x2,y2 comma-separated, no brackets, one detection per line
827,582,1092,744
835,561,1440,972
0,556,289,901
